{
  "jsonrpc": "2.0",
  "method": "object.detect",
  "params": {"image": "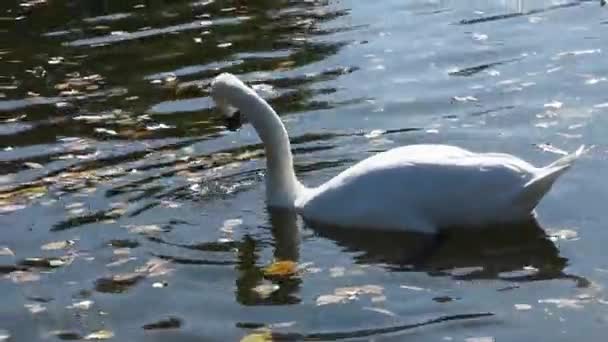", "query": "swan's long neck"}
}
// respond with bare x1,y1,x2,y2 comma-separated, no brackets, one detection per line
233,89,305,208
